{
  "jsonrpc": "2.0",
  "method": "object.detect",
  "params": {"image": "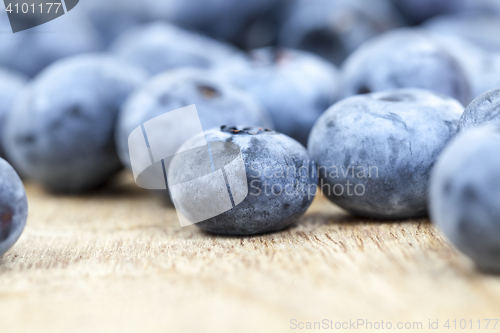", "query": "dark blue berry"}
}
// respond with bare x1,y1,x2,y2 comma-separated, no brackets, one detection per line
3,55,147,193
0,158,28,257
169,126,317,235
111,22,240,76
430,124,500,272
341,28,472,106
215,47,340,146
308,89,463,219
